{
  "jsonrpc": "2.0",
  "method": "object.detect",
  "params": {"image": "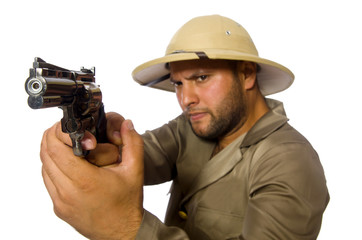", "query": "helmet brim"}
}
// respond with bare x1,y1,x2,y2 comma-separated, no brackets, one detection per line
132,49,294,96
